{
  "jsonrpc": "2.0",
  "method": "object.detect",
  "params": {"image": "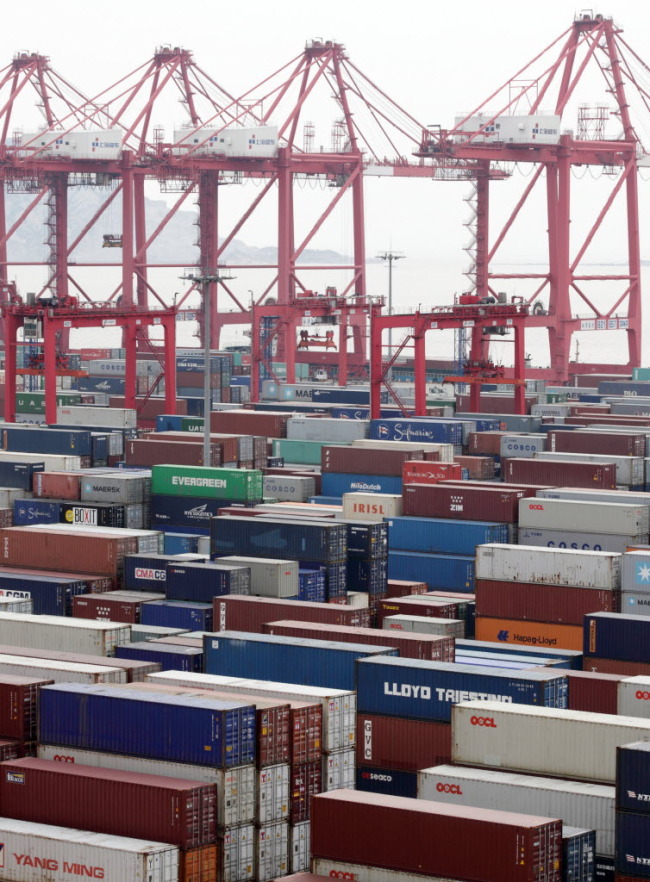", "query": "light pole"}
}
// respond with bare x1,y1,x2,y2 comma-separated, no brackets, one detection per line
377,250,405,380
182,266,235,467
